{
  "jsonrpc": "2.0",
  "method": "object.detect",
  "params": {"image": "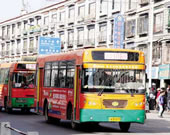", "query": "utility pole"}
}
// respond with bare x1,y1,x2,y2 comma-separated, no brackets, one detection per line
148,0,154,89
